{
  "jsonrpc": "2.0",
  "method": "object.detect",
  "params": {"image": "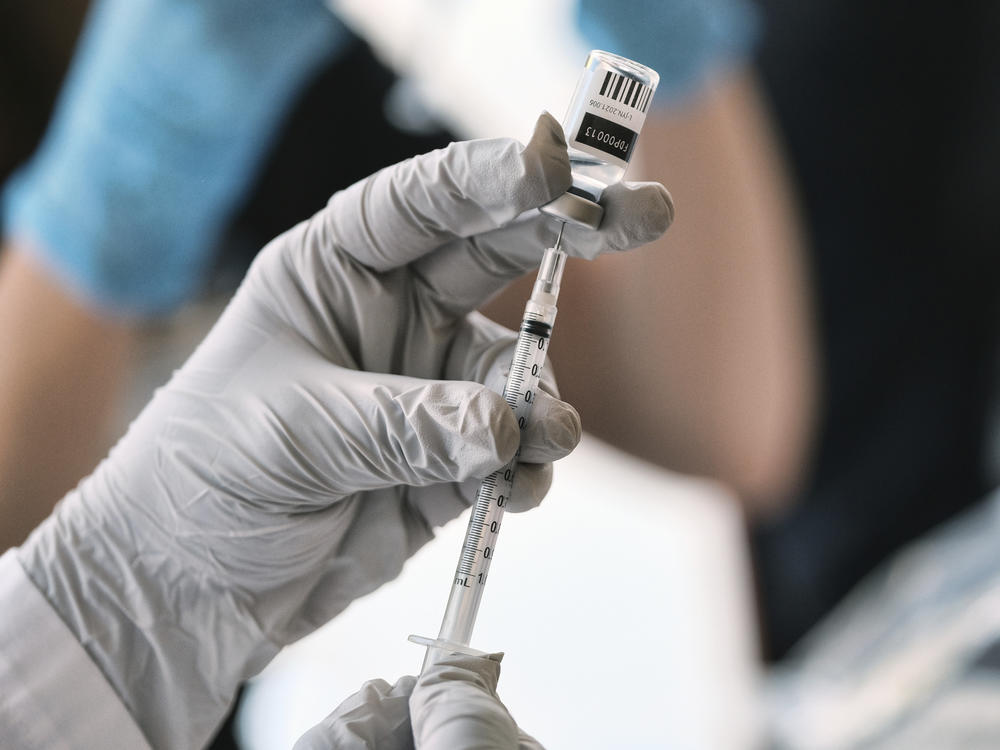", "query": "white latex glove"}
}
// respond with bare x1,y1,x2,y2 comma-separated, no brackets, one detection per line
294,652,543,750
18,113,673,749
